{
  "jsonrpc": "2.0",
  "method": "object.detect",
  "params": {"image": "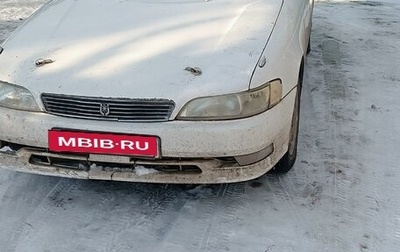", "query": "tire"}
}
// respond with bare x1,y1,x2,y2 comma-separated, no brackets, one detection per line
307,36,311,54
272,74,302,173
